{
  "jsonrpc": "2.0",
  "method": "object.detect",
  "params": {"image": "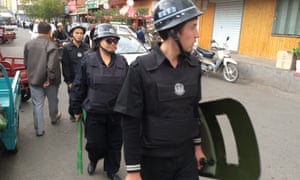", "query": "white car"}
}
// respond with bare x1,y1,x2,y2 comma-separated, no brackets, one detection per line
24,21,31,28
112,24,137,38
116,34,150,64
